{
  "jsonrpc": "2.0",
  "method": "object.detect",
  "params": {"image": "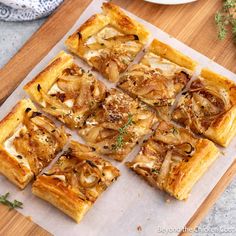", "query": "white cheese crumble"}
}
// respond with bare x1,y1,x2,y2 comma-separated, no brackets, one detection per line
52,175,66,182
4,125,30,169
142,53,187,76
64,99,74,108
48,83,64,94
48,83,75,108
